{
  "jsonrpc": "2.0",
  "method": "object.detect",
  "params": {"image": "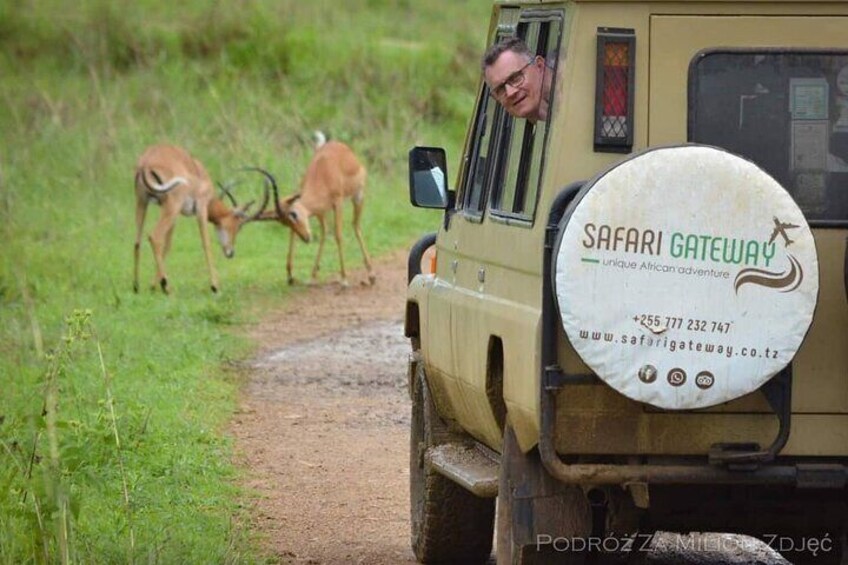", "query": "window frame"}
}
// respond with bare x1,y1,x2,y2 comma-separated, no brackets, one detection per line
489,12,563,227
455,8,565,227
457,84,503,223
